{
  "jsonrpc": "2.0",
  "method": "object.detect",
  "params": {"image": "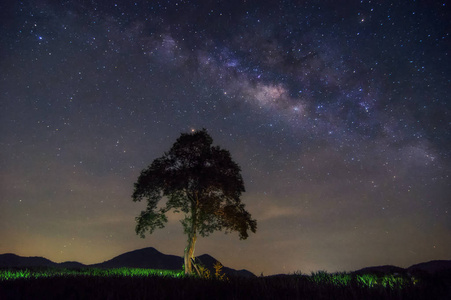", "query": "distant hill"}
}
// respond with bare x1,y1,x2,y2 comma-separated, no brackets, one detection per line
58,261,87,269
408,260,451,274
90,247,183,270
0,253,55,268
353,265,406,275
90,248,255,278
0,247,255,277
2,249,449,278
353,260,451,275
